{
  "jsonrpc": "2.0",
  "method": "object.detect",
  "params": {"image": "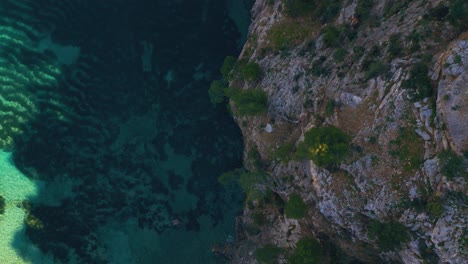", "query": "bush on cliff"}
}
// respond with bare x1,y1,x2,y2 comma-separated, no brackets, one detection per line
289,237,323,264
438,149,464,178
208,80,227,104
226,87,268,116
294,126,350,167
285,193,307,219
218,168,268,202
368,220,410,251
402,62,433,101
283,0,341,23
240,62,260,81
220,56,237,81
